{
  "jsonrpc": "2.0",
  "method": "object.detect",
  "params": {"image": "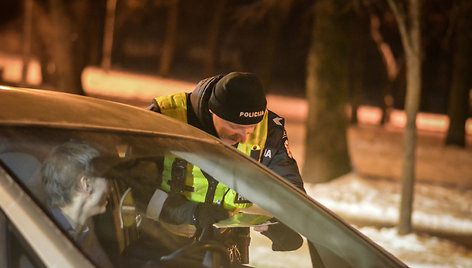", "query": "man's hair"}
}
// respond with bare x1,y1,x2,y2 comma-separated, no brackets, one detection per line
41,141,100,208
